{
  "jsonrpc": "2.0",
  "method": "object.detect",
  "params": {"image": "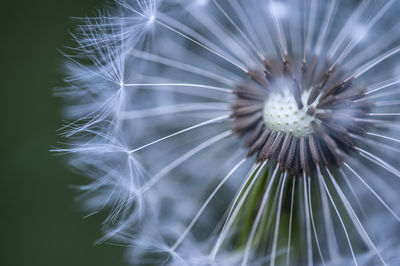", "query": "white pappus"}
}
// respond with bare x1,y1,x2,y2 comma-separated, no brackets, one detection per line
56,0,400,265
